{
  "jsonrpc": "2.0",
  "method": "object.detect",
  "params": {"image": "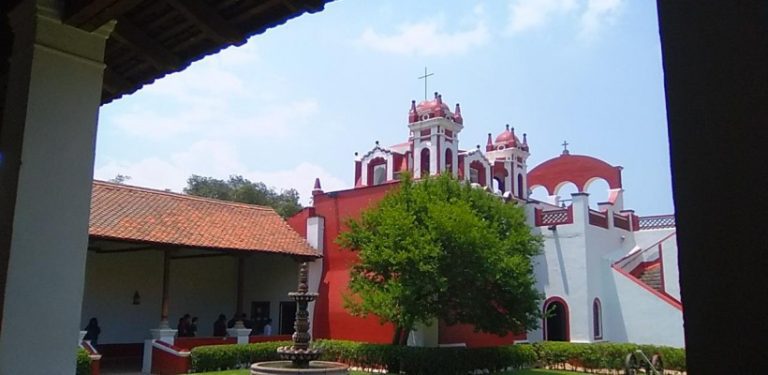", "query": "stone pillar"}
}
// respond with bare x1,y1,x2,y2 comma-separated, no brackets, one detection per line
227,321,252,344
0,1,113,374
